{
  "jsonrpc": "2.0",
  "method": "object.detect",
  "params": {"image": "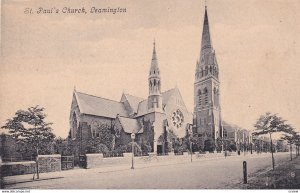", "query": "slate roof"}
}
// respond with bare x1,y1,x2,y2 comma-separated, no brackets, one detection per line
135,88,178,117
222,121,250,133
74,87,192,121
123,94,144,113
136,99,148,117
161,87,177,103
75,92,128,118
118,116,143,134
